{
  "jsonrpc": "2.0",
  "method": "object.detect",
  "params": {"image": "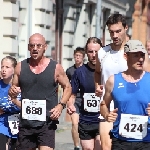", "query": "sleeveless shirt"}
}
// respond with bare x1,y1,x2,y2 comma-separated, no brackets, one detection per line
111,72,150,142
19,59,58,127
